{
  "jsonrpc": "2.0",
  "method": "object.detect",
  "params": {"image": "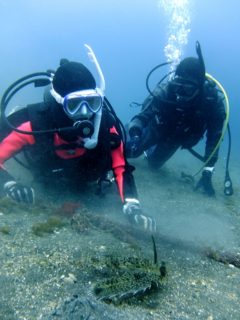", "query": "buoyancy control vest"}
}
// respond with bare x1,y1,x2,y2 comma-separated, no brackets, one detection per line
17,100,120,181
